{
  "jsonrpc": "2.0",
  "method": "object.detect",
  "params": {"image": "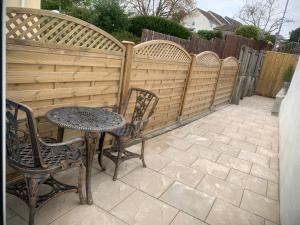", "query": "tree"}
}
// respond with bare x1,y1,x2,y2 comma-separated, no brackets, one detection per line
121,0,195,19
236,0,292,33
41,0,92,11
289,28,300,42
42,0,129,33
93,0,129,33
